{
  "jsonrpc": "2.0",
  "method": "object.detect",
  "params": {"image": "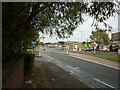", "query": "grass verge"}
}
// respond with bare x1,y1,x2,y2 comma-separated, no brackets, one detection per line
81,53,120,61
